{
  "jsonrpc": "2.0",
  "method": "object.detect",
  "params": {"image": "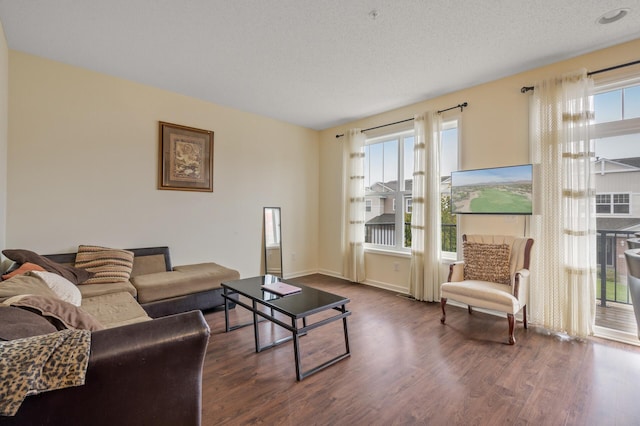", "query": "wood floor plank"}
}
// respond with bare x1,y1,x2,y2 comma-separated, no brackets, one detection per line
201,274,640,425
